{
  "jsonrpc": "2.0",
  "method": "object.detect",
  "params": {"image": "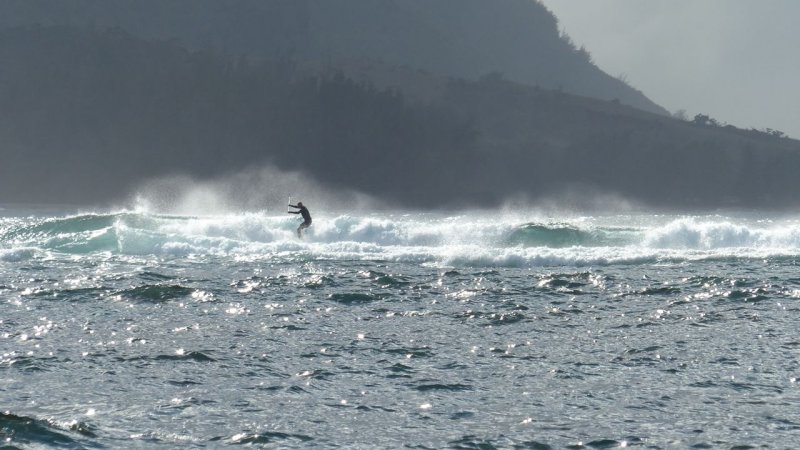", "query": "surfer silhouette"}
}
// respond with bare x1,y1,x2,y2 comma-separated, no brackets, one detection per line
288,201,312,238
